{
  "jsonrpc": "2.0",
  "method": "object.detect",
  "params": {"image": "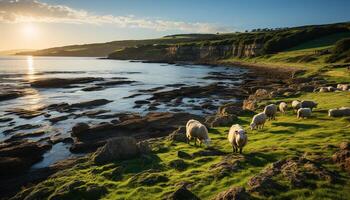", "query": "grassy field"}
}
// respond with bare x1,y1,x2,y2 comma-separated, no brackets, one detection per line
13,91,350,200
